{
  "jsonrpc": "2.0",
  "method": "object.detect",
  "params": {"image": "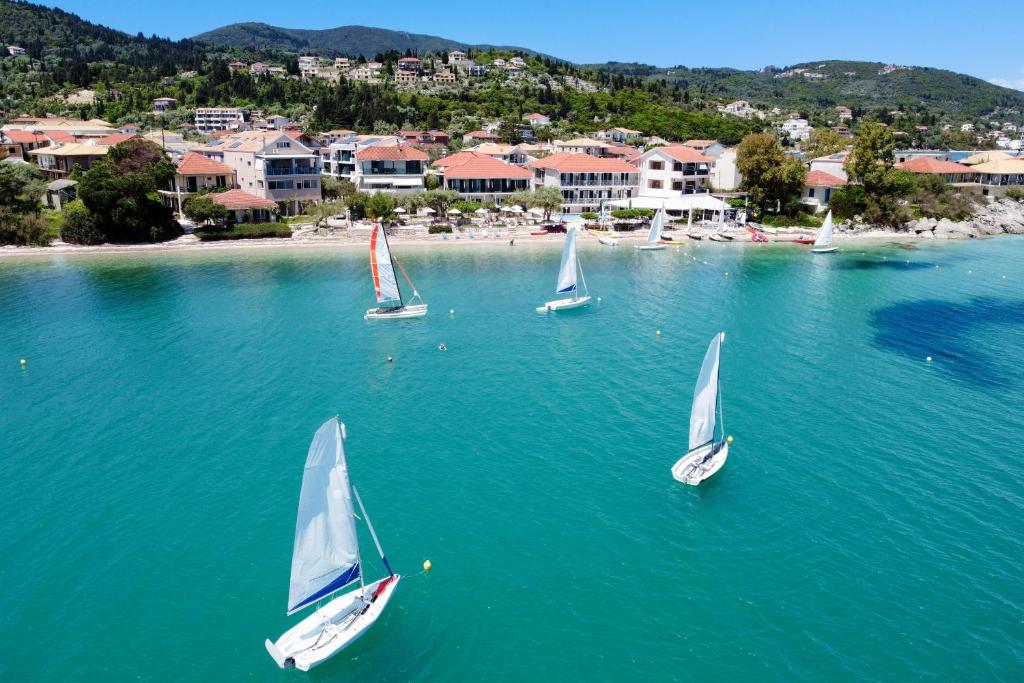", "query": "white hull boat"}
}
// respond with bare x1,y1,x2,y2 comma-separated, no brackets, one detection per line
636,208,667,251
266,575,401,671
810,210,837,254
538,225,593,313
366,223,428,319
365,303,428,319
598,236,619,247
672,441,729,485
265,418,400,671
671,332,730,486
708,233,726,242
687,231,704,241
537,295,592,313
